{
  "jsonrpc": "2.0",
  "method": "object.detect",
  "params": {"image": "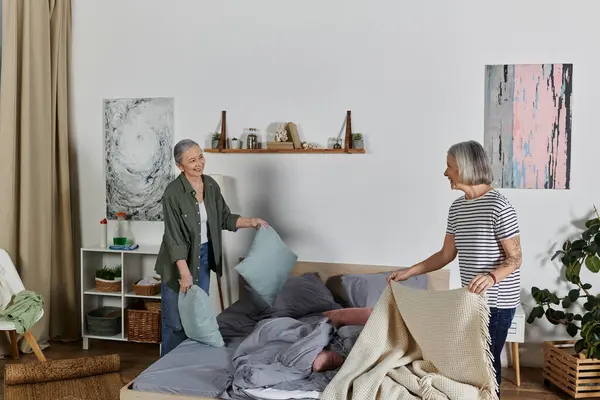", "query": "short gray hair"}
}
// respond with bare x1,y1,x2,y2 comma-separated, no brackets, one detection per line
447,140,493,185
173,139,200,164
